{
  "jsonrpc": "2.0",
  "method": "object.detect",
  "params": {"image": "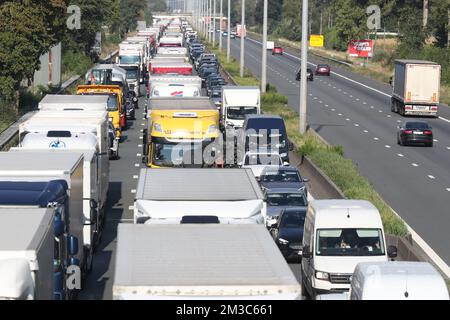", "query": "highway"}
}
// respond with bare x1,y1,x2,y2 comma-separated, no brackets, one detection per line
218,34,450,266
